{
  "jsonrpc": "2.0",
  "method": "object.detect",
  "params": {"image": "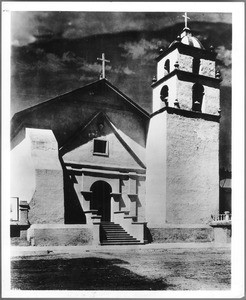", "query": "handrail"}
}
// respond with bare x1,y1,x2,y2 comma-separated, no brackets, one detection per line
211,212,231,223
